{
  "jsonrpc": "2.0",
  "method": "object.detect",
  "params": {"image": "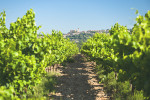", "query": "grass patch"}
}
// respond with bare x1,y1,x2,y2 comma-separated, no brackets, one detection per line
27,72,59,99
